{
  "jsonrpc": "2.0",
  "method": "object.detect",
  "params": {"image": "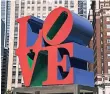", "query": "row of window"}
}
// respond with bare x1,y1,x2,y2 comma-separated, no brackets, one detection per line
12,65,21,71
27,0,74,5
14,5,19,48
27,5,74,11
100,2,110,8
12,79,21,83
27,6,52,11
12,71,21,76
